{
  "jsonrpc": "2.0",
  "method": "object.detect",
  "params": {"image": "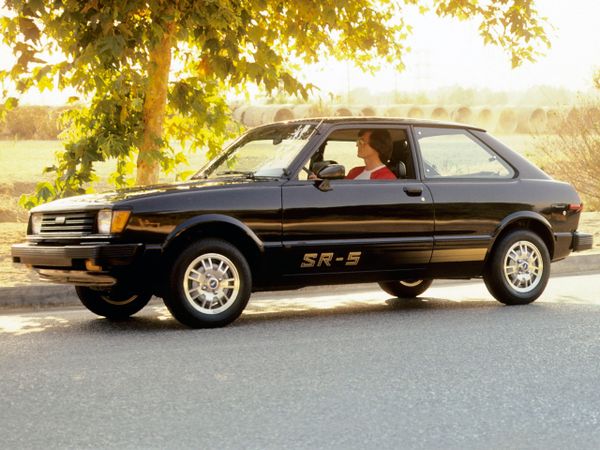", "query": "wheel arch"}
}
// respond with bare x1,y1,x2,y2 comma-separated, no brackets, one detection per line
485,211,555,265
161,214,264,278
